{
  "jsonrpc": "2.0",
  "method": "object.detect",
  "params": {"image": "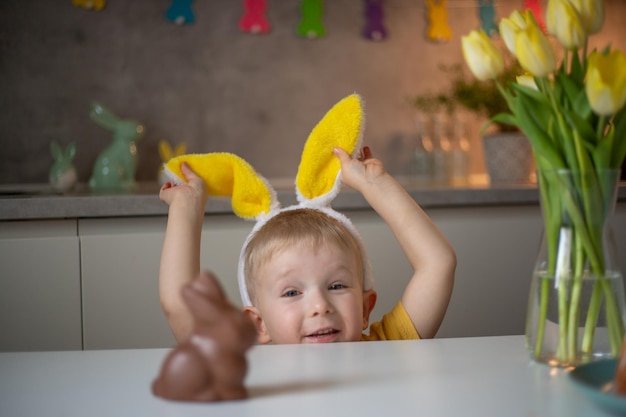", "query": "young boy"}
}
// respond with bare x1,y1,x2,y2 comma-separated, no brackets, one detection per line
159,146,456,344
